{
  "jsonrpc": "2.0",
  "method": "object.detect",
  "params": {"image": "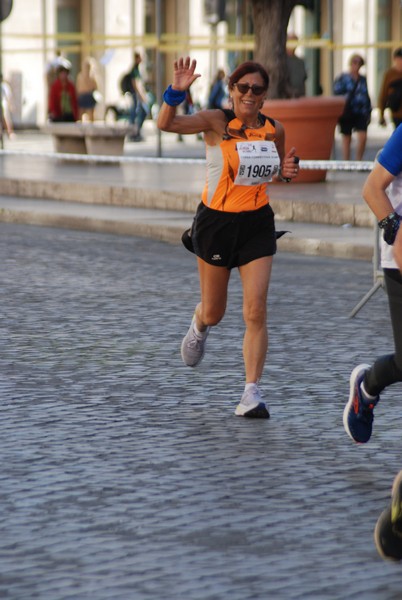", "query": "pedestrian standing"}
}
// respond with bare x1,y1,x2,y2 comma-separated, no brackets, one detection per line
157,56,299,418
286,33,307,98
76,57,98,122
127,51,149,141
48,65,78,122
333,54,372,161
208,69,228,109
343,124,402,444
378,47,402,129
